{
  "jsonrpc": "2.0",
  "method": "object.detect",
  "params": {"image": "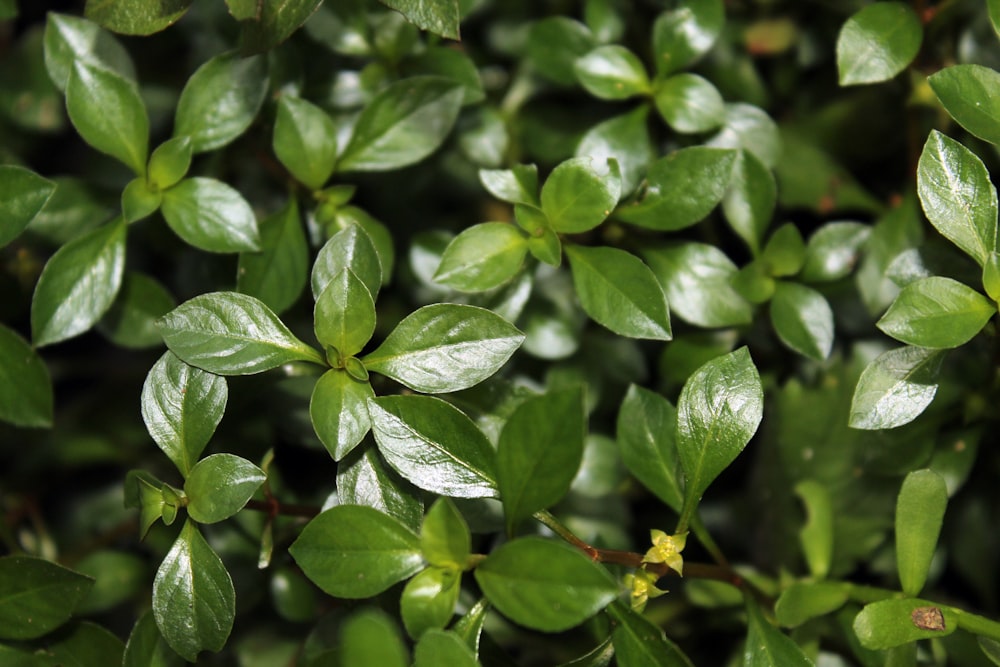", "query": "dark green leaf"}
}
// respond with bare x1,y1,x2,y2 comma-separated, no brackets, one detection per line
774,582,849,628
74,550,145,614
368,394,498,498
26,177,110,245
148,136,192,190
0,166,55,247
45,621,126,666
744,596,814,666
274,95,338,191
853,598,957,649
153,520,235,662
616,385,682,512
837,2,922,86
363,304,523,393
337,444,424,532
161,177,261,253
289,505,423,598
479,164,539,206
722,150,775,255
174,52,268,153
877,276,994,348
575,106,654,197
404,46,484,105
474,537,617,632
401,566,461,638
422,498,471,568
337,76,463,172
434,223,528,293
849,346,945,430
339,608,409,667
541,156,621,233
123,609,185,667
44,12,136,92
31,218,126,347
769,282,834,361
800,222,870,283
314,268,376,356
310,369,374,460
574,45,650,100
380,0,460,40
184,453,266,523
928,65,1000,147
0,556,93,640
237,198,308,315
158,291,325,374
414,629,480,667
896,469,948,597
84,0,193,35
497,387,585,530
566,245,671,340
527,17,596,86
0,325,53,428
652,0,724,75
237,0,323,53
654,73,725,134
312,222,382,300
121,177,161,223
708,103,781,169
606,602,694,667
